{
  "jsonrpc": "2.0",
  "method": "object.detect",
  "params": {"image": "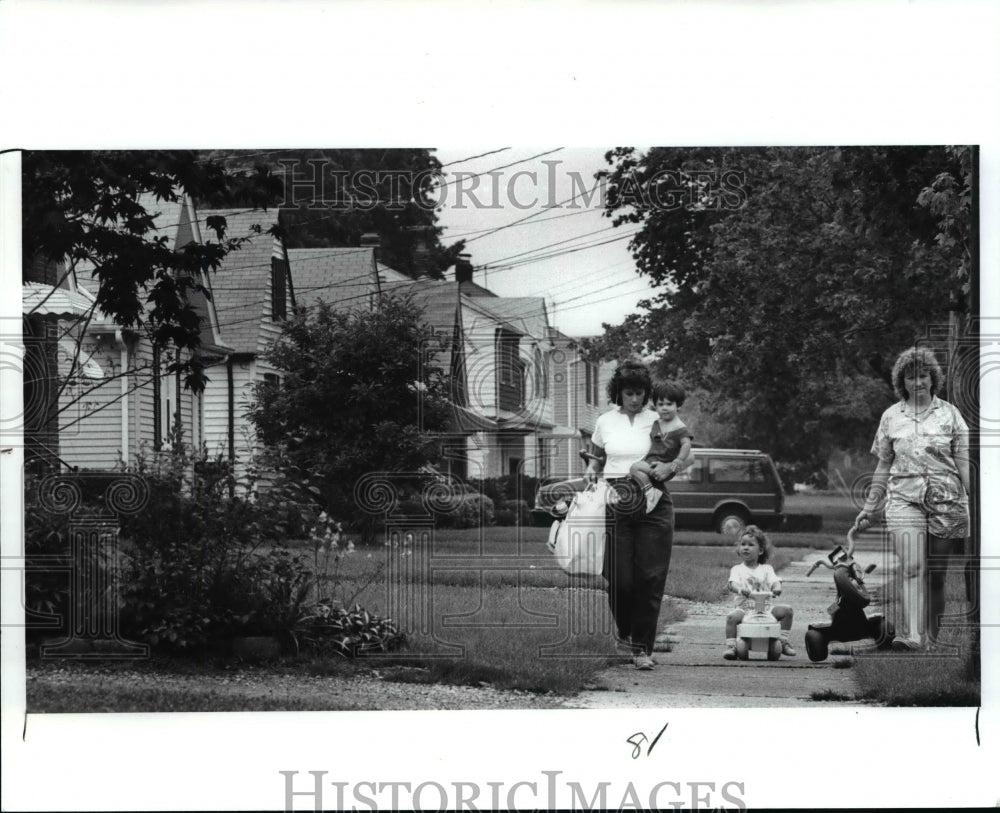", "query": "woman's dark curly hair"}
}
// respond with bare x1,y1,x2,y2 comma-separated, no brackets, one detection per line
606,360,653,406
891,346,944,401
739,525,771,564
651,379,686,407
